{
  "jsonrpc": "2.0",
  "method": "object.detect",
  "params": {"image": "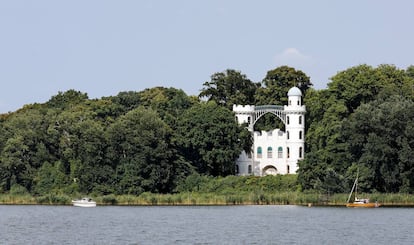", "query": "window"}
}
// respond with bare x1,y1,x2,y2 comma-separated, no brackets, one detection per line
247,116,251,124
299,147,303,158
247,152,252,159
287,131,290,140
289,100,292,105
267,147,273,158
299,116,302,125
235,165,239,174
248,165,252,174
257,147,262,158
278,147,283,158
287,165,290,174
287,116,290,125
297,100,300,105
299,131,303,140
287,147,290,158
